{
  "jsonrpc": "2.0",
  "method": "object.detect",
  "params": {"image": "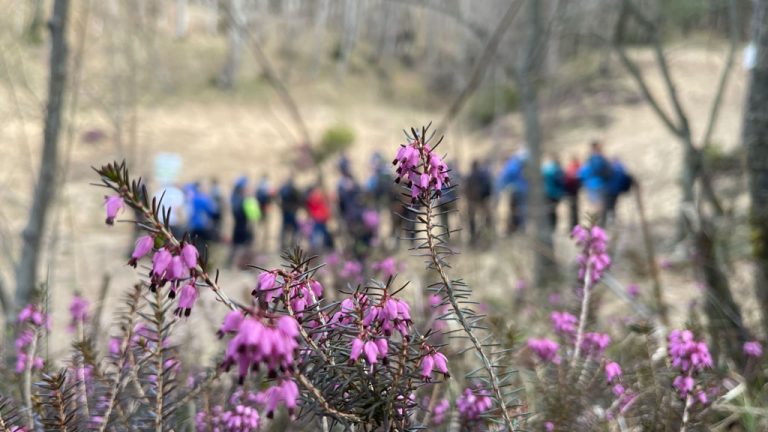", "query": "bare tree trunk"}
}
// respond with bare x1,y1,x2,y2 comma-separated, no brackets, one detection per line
336,0,359,81
175,0,189,39
310,0,330,76
693,218,748,368
743,0,768,338
517,0,555,287
218,0,245,89
16,0,70,307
